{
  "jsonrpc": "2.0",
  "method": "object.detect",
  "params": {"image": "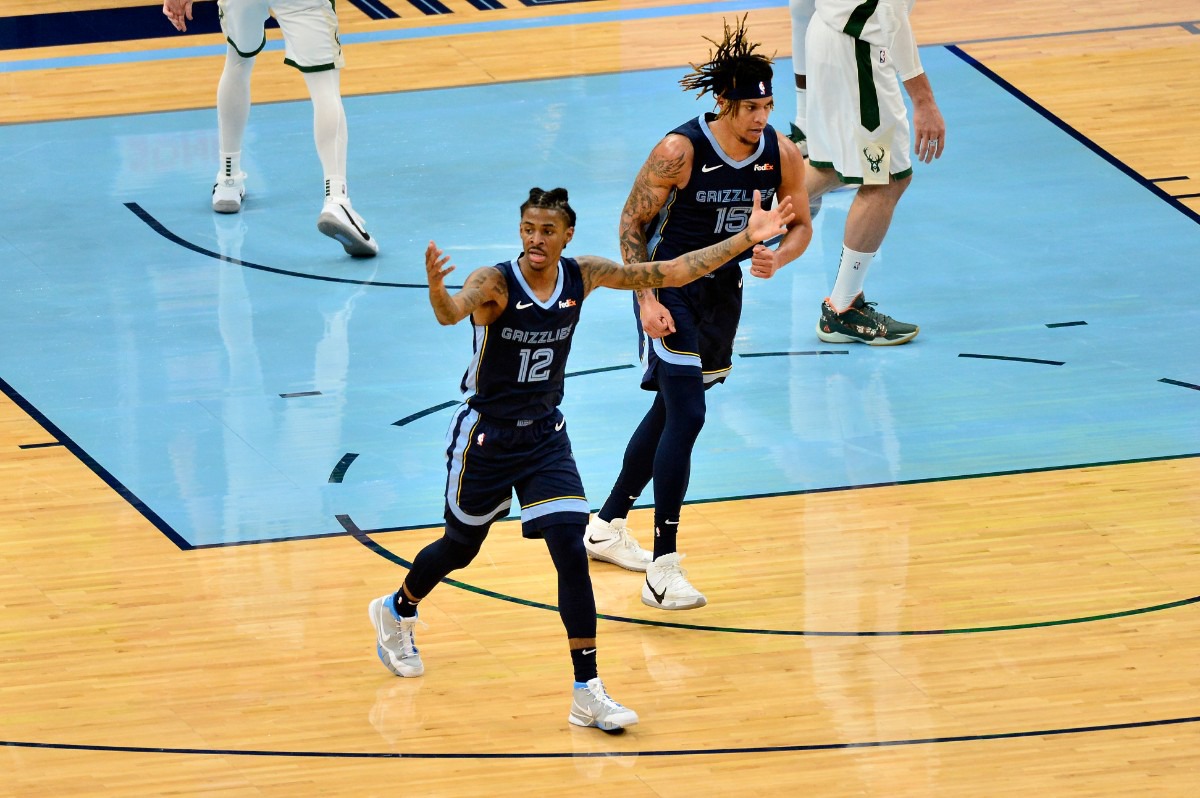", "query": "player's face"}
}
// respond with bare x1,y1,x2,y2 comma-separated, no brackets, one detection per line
518,207,574,271
728,97,774,146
